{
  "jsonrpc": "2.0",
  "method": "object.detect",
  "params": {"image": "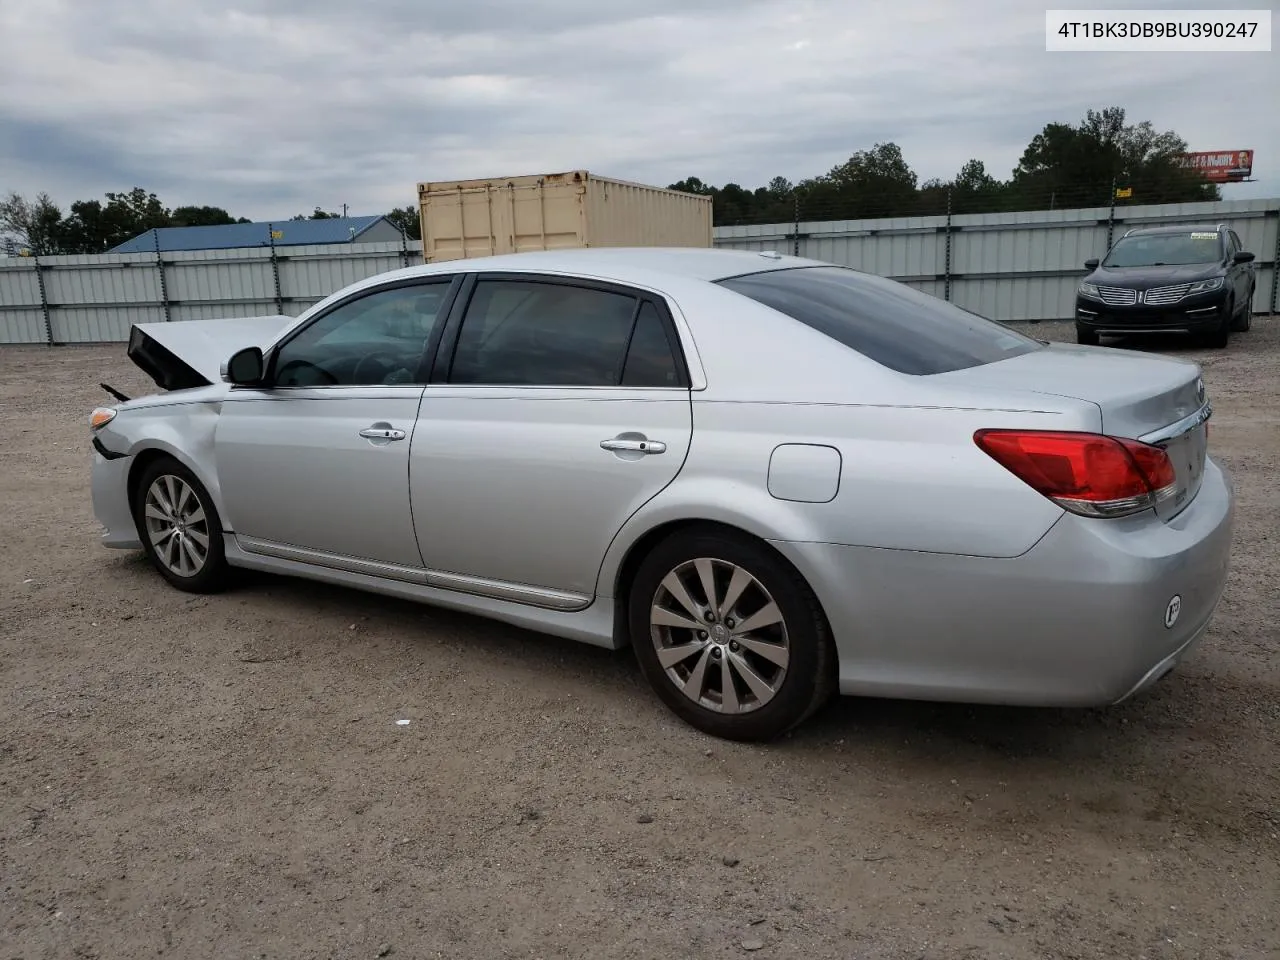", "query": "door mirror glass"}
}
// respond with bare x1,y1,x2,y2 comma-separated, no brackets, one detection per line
1233,250,1255,264
223,346,265,385
1084,258,1100,271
